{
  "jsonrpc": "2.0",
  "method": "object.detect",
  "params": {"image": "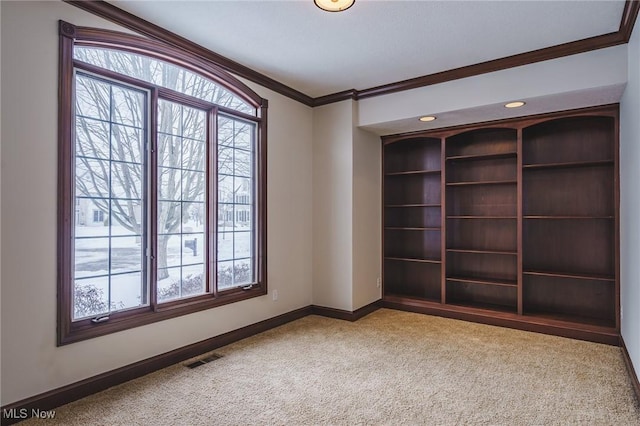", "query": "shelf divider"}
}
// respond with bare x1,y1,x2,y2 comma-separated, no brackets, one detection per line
385,256,442,264
445,152,517,161
446,248,517,256
447,276,517,288
523,270,615,282
522,159,613,170
446,180,517,186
